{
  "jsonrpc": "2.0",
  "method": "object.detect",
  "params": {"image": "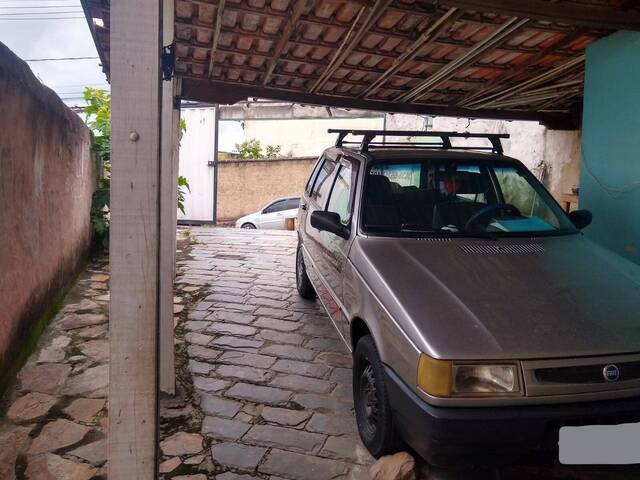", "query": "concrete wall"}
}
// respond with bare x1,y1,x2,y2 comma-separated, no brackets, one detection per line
0,42,95,377
581,31,640,265
217,157,316,222
241,117,384,157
